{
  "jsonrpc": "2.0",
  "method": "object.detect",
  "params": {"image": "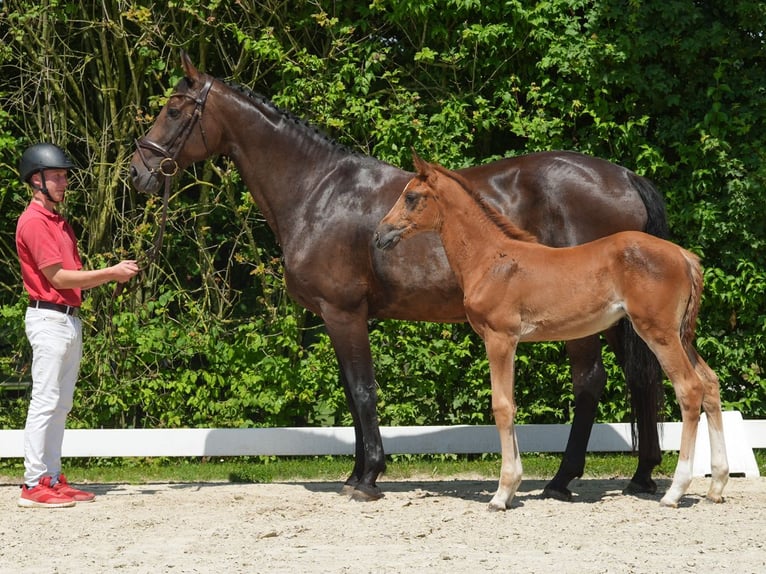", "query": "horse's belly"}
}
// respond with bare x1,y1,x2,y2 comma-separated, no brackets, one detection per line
368,233,468,321
369,284,468,322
